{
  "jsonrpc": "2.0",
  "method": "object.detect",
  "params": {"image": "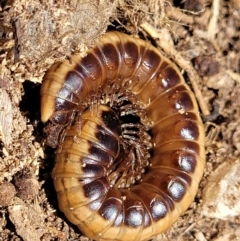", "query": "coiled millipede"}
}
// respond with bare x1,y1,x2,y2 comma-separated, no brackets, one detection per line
41,31,205,241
